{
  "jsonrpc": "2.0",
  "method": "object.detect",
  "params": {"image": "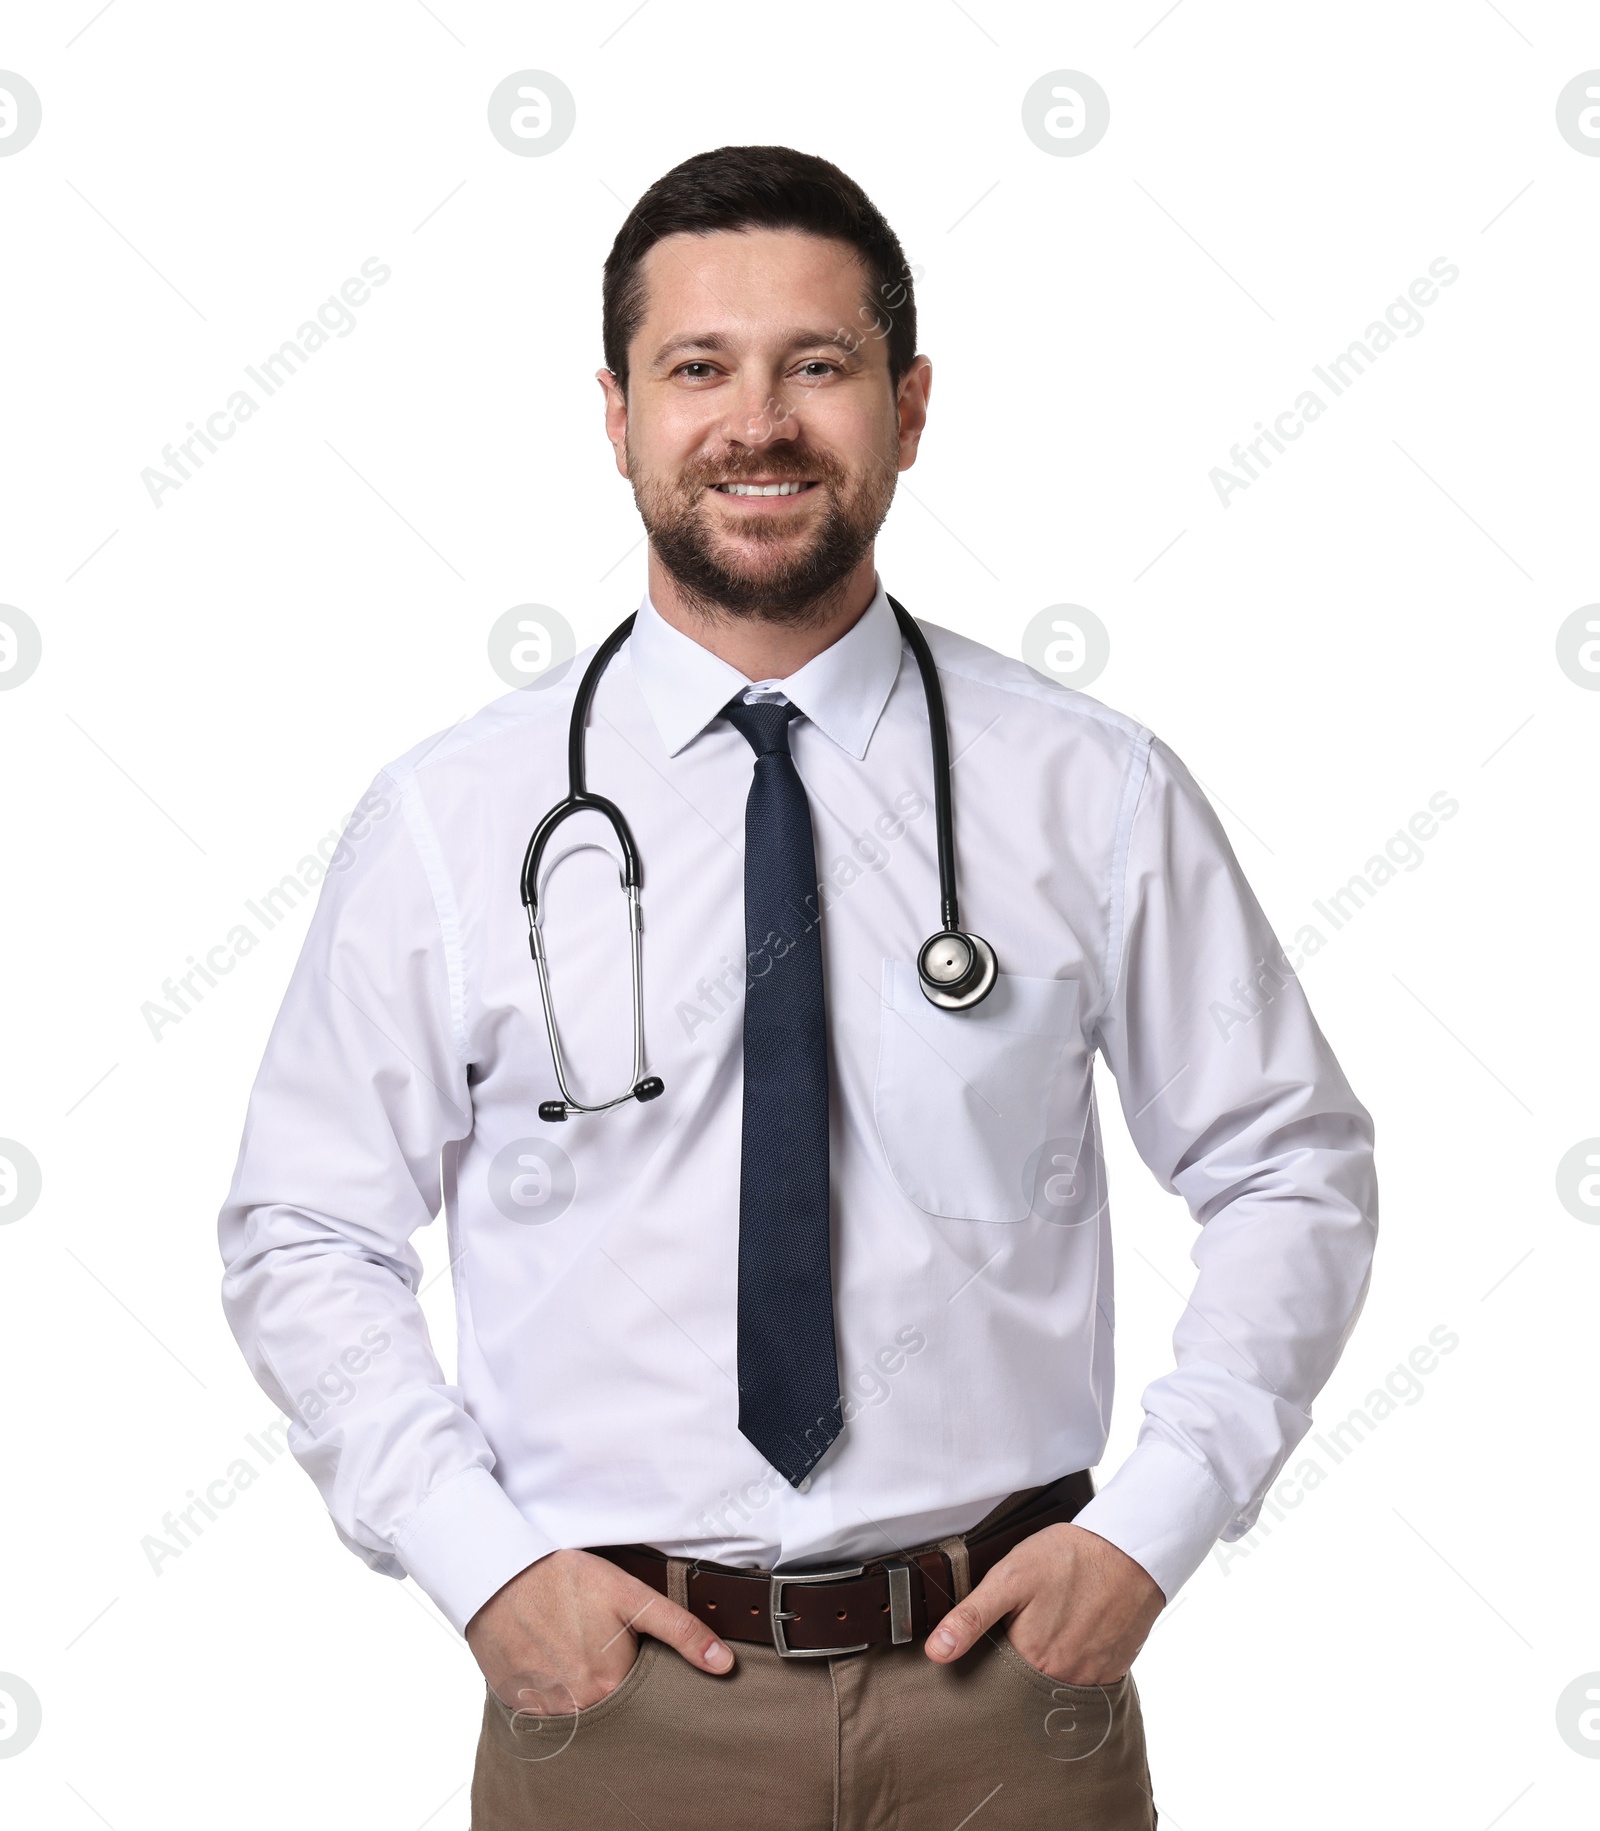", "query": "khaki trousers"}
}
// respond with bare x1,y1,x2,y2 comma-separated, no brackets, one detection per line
471,1624,1158,1829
